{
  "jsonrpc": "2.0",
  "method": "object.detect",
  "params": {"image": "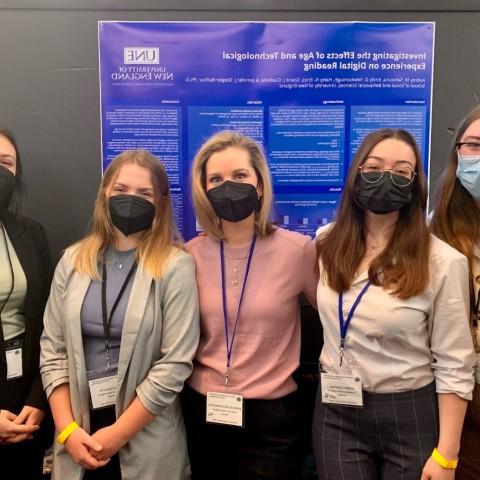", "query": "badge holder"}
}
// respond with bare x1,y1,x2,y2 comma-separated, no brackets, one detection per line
89,259,136,411
5,337,23,380
320,349,364,408
87,368,118,410
207,236,255,428
321,372,363,407
325,281,371,408
206,385,244,427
